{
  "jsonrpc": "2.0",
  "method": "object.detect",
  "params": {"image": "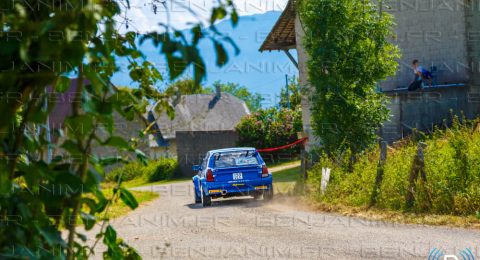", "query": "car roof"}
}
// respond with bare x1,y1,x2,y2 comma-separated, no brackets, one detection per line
208,147,256,154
